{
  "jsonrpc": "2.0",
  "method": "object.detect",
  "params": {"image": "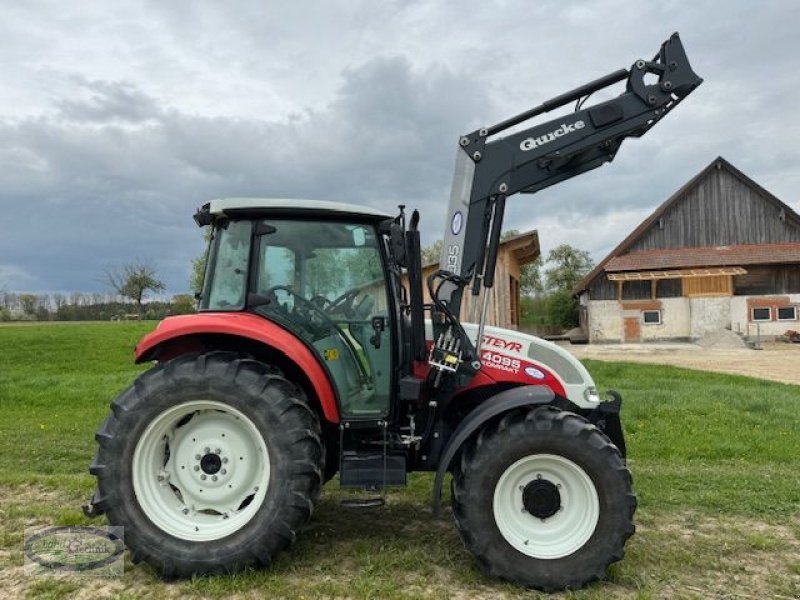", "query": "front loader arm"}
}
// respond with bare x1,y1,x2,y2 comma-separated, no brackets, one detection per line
429,33,702,368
